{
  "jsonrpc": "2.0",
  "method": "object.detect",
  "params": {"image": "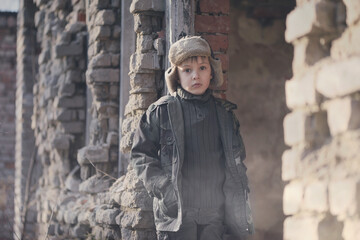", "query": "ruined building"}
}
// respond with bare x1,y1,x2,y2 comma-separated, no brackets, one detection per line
0,0,358,239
